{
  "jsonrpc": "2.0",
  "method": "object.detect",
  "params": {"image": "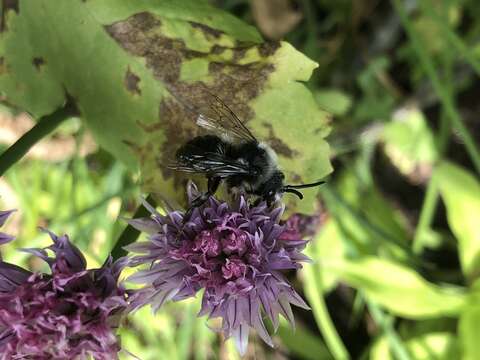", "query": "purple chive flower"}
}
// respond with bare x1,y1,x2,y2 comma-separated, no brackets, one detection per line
126,184,312,355
0,229,128,360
